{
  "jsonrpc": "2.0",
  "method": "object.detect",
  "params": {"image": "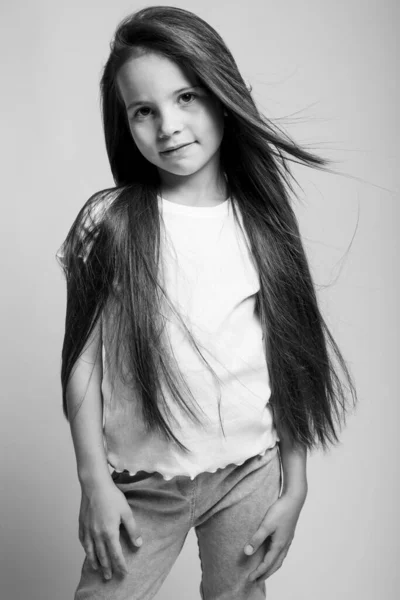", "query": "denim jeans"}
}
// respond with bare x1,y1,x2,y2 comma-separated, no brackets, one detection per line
74,444,282,600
